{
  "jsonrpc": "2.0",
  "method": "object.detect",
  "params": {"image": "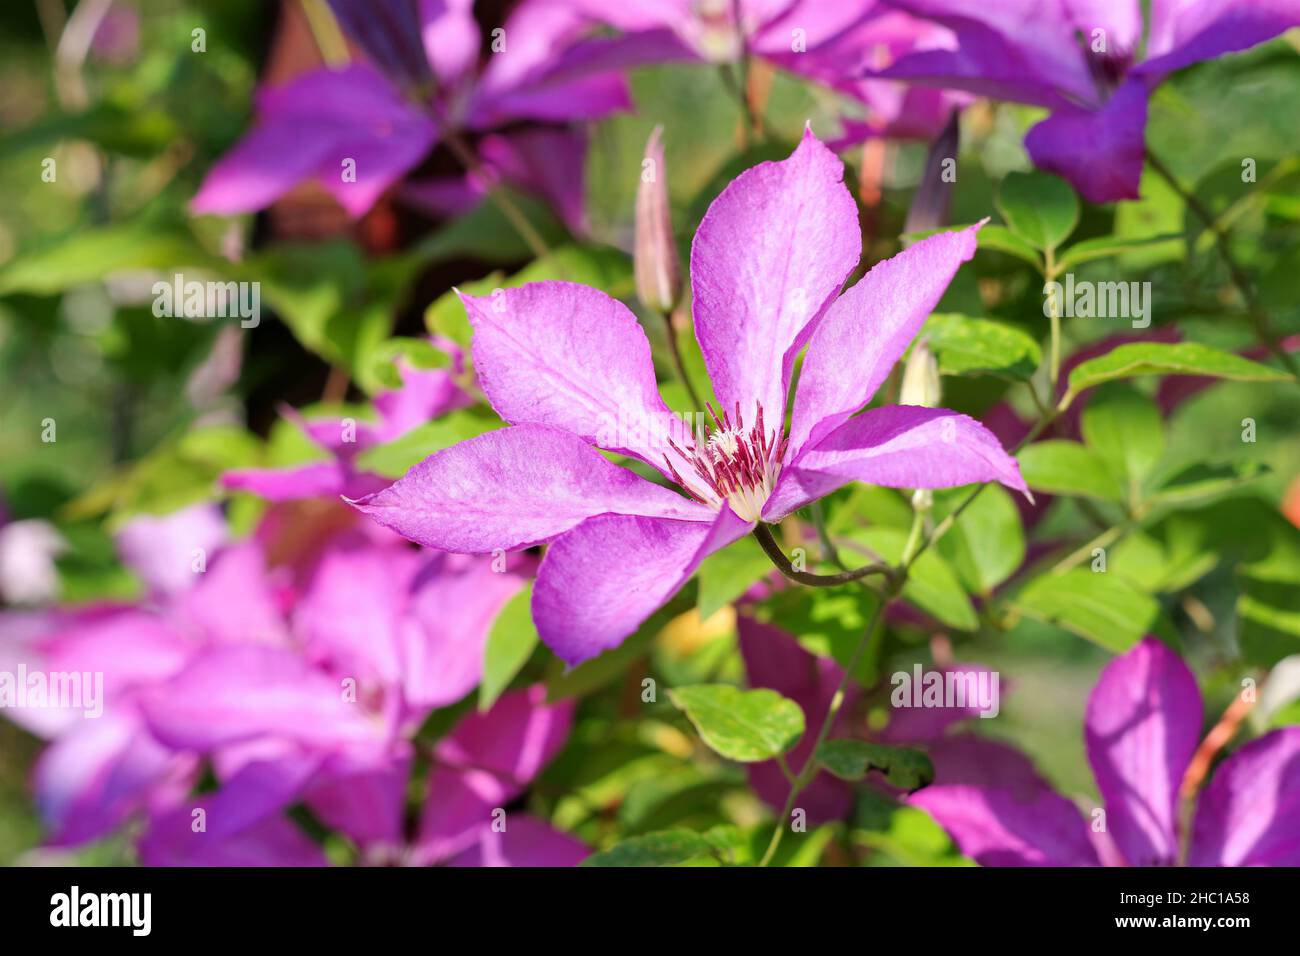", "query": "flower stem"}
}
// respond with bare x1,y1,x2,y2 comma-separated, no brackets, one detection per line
1044,247,1062,392
443,132,555,263
1145,148,1298,378
659,306,704,409
758,590,895,866
752,523,896,589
